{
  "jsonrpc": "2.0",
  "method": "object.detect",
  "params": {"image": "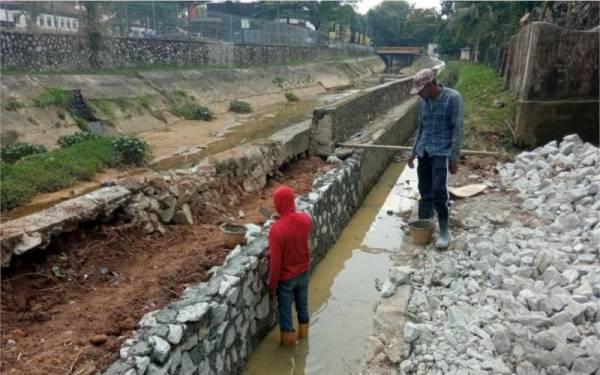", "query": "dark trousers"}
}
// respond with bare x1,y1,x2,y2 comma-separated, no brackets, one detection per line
417,152,449,231
277,272,309,332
